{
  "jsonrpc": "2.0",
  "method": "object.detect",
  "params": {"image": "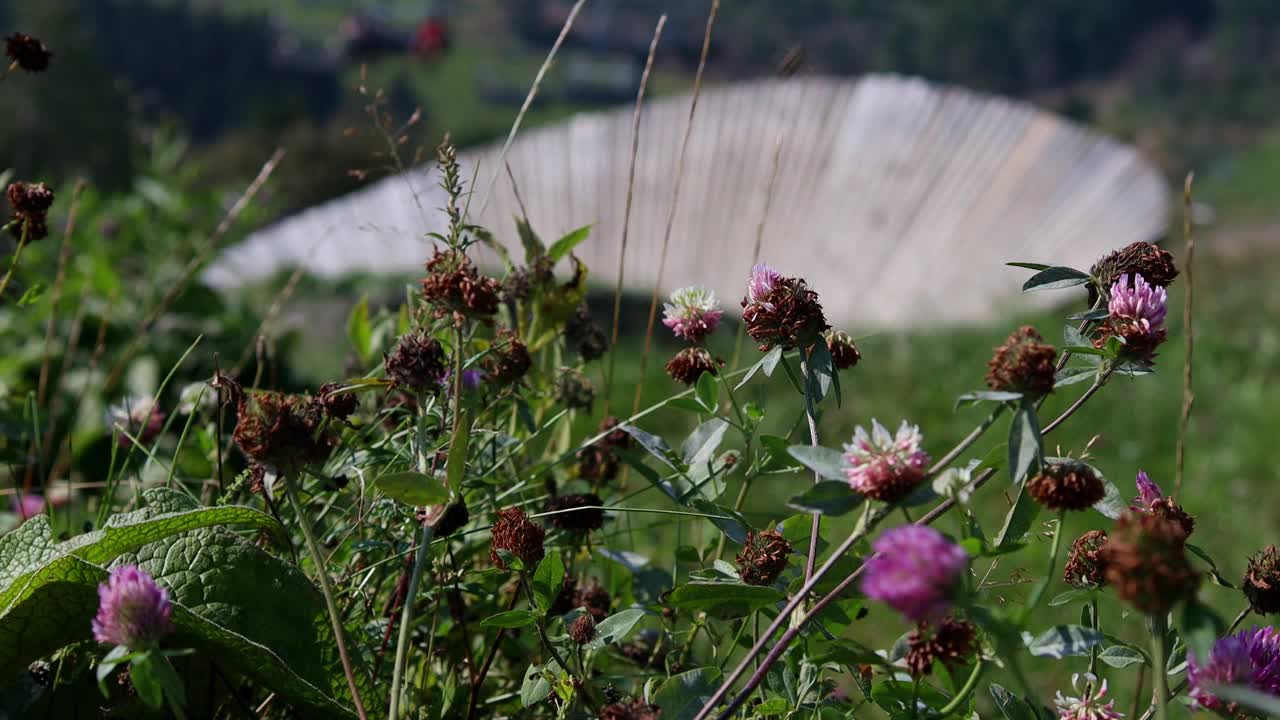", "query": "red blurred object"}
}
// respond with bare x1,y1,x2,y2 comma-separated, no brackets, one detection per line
411,17,450,58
